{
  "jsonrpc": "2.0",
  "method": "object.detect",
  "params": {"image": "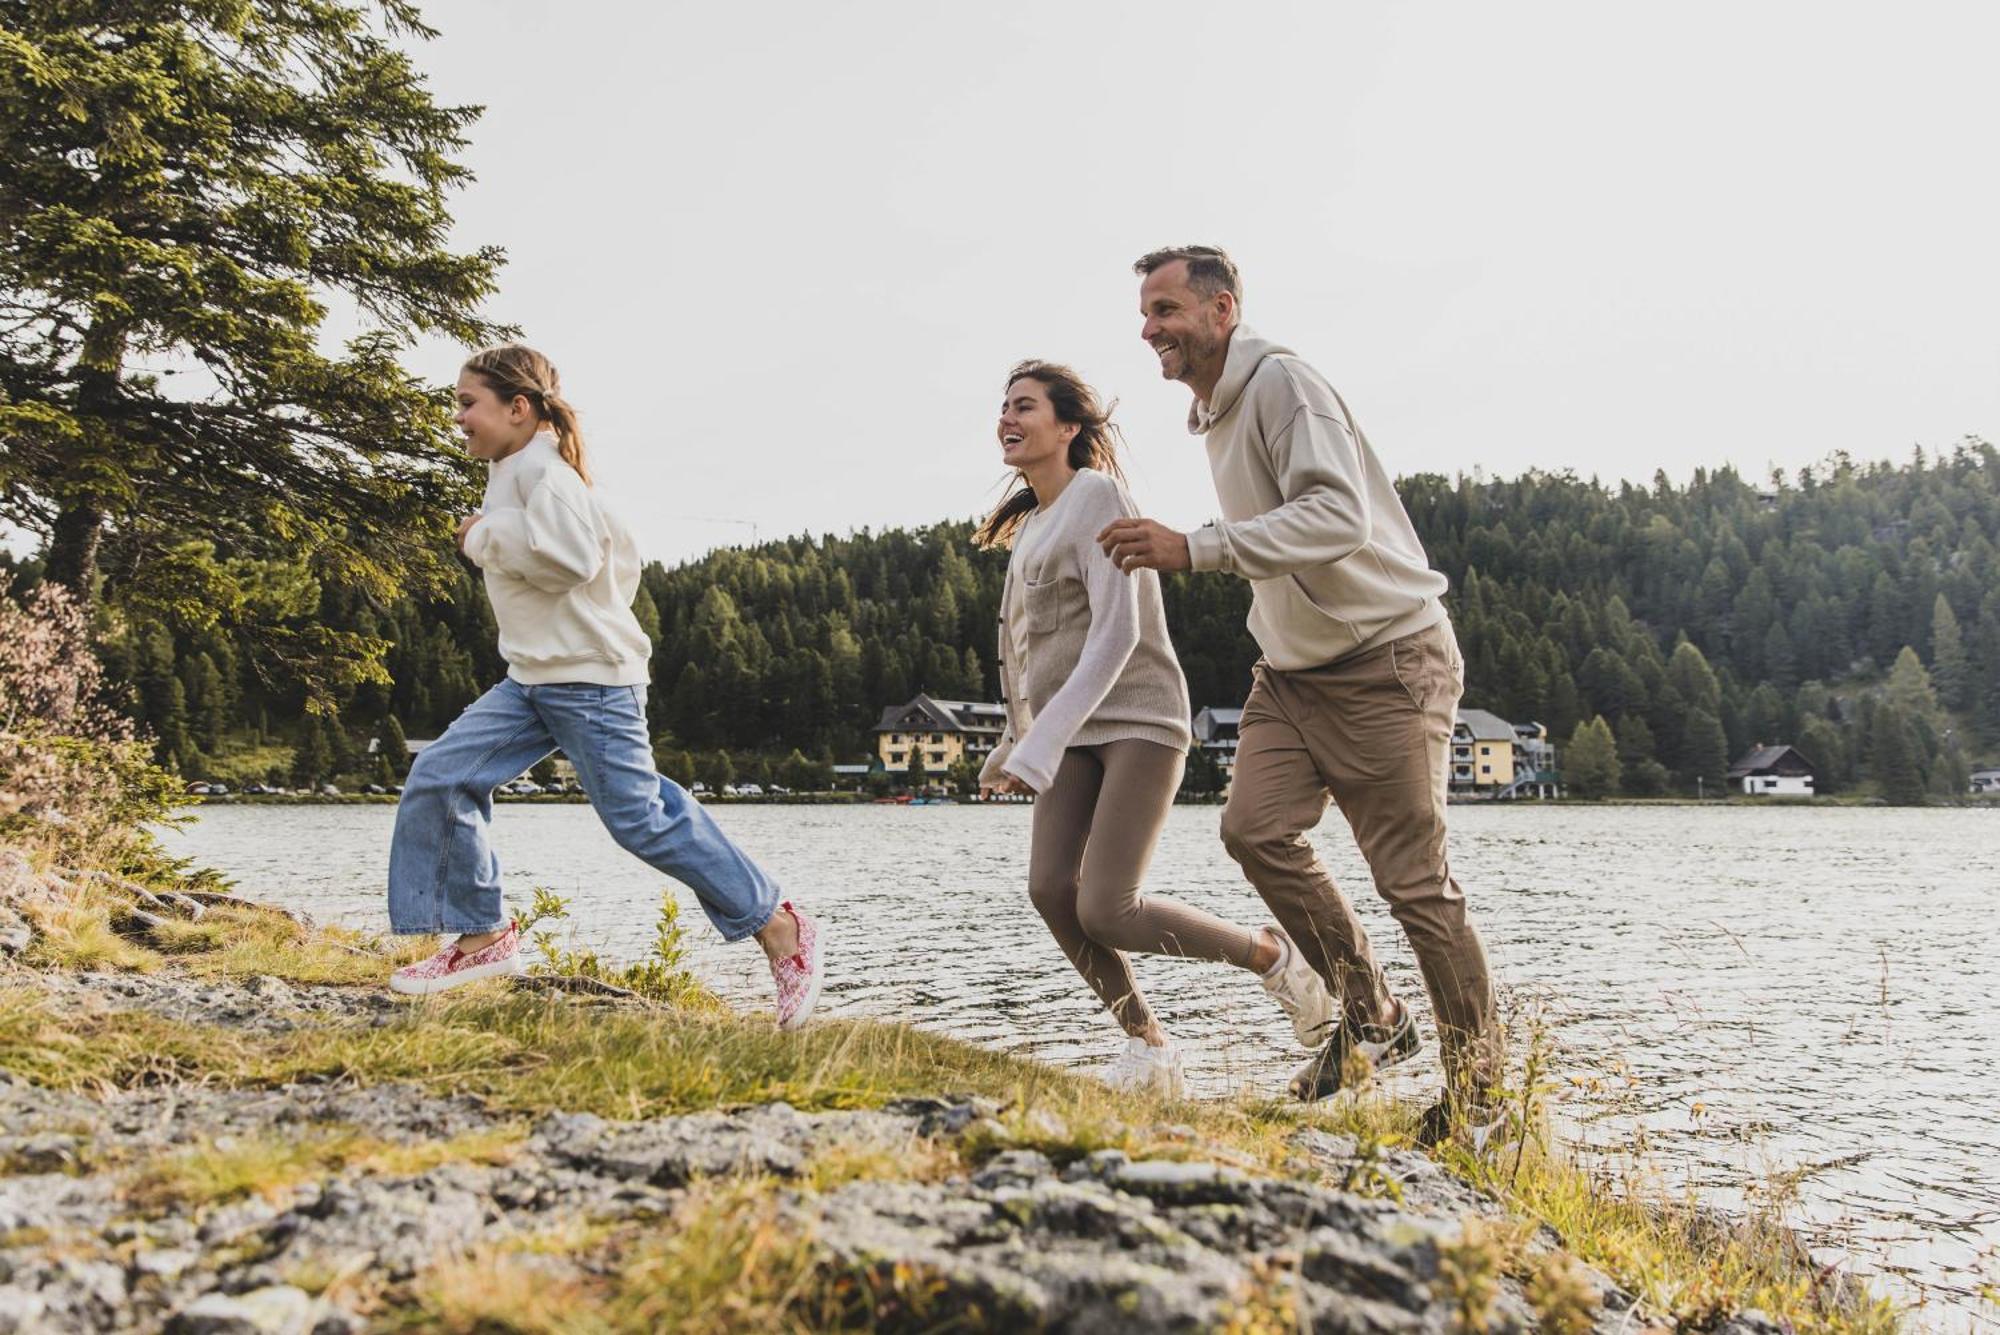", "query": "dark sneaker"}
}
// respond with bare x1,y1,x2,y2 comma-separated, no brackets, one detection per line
1288,1000,1422,1102
1414,1096,1509,1152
